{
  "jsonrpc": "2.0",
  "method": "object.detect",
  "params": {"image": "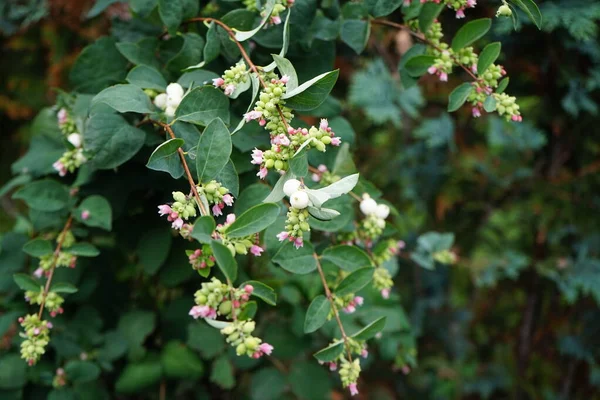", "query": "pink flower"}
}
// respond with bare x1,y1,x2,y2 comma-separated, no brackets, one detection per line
472,107,481,118
212,204,223,217
319,119,329,130
244,284,254,294
172,217,184,229
280,75,289,84
259,119,266,126
439,72,448,82
361,348,369,358
276,231,289,241
259,343,273,355
33,268,44,278
344,304,356,314
226,213,236,225
428,66,438,75
318,164,328,172
329,362,337,371
354,296,364,306
244,110,263,122
212,78,224,87
272,134,290,146
250,245,264,256
349,383,359,396
456,8,465,18
397,240,406,249
189,305,216,319
53,160,66,177
312,173,321,182
257,167,268,179
271,15,282,25
512,115,523,122
251,148,264,165
222,194,234,207
471,64,478,74
46,322,53,329
224,84,236,96
331,137,341,146
466,0,476,7
81,210,90,220
381,288,391,299
294,237,303,249
158,204,172,216
57,108,68,125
